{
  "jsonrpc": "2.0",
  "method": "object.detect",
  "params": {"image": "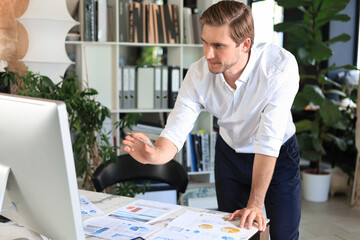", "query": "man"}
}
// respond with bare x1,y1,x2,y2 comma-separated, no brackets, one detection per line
123,1,301,239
